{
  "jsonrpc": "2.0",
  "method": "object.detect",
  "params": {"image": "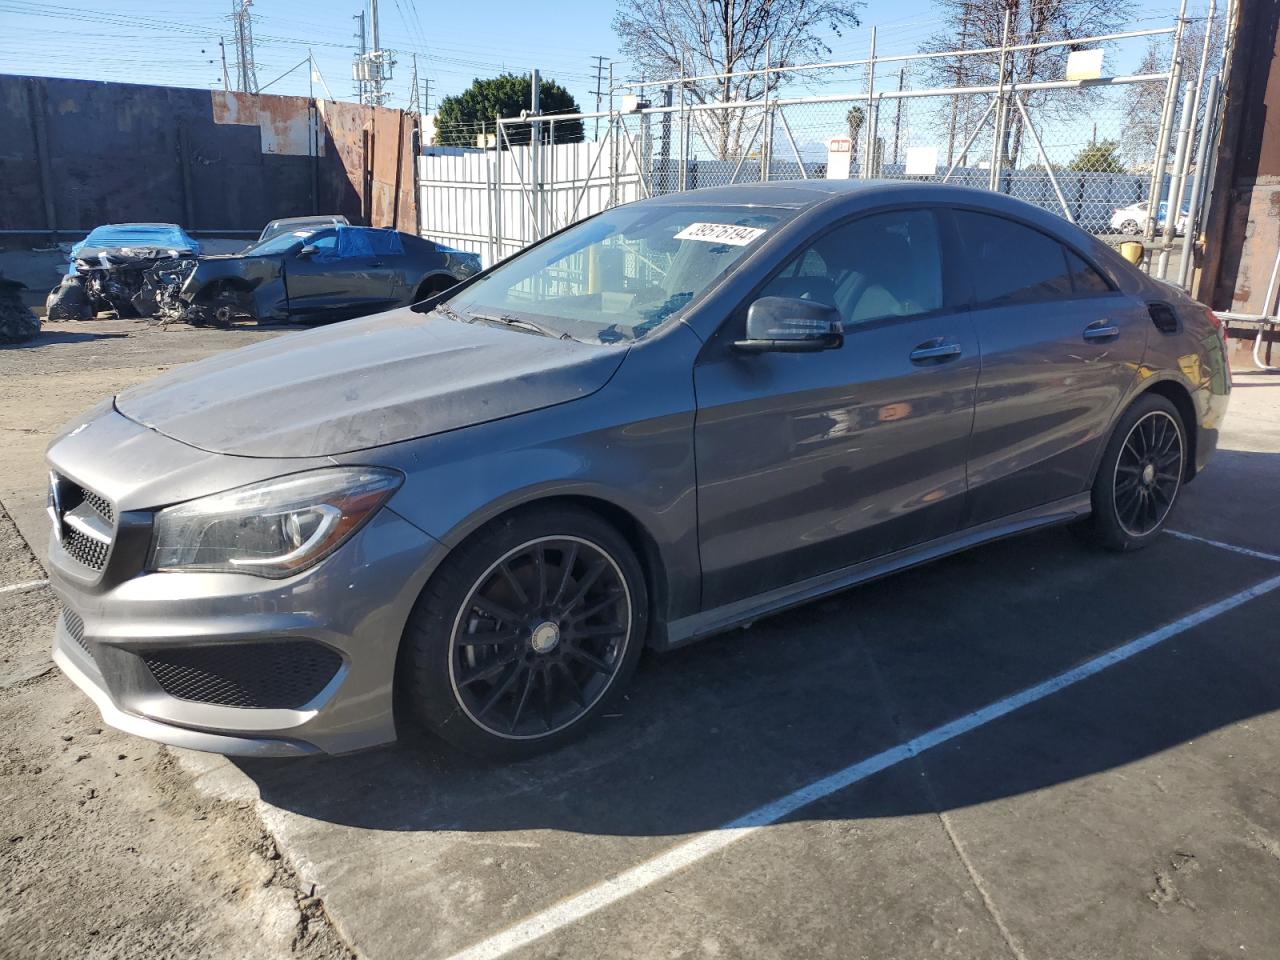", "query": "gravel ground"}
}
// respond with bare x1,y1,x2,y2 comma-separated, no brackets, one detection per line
0,319,352,960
